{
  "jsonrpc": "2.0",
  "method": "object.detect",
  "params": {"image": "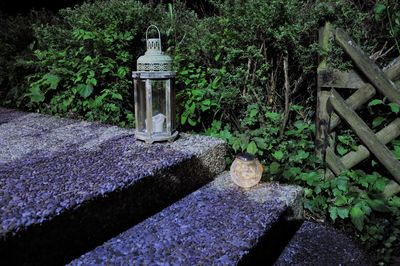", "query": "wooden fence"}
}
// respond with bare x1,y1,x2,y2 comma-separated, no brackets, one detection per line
316,22,400,198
